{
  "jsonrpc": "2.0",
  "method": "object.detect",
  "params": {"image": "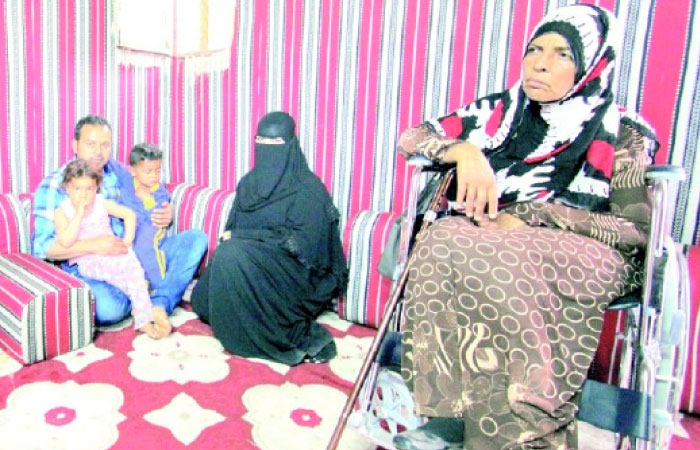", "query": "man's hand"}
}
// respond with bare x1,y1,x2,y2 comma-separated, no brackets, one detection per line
91,235,129,255
443,143,498,221
151,202,173,228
